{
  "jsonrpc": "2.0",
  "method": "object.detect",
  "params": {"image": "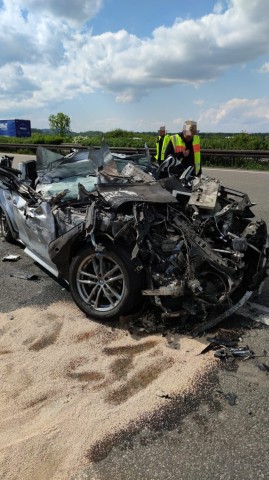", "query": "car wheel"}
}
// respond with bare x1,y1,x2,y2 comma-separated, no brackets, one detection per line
69,244,143,321
0,207,13,242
